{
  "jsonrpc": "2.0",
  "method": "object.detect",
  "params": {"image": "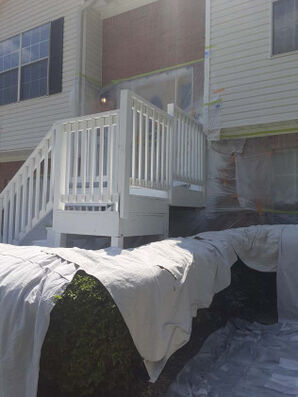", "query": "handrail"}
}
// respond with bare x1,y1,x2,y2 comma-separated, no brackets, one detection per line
0,127,56,244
